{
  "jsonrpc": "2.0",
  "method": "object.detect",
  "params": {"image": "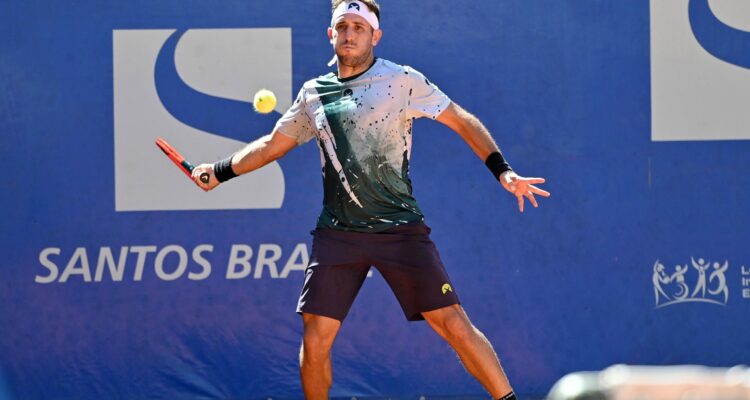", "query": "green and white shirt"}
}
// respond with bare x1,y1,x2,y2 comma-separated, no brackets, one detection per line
275,58,451,232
